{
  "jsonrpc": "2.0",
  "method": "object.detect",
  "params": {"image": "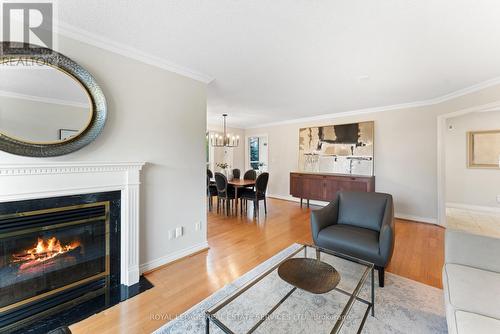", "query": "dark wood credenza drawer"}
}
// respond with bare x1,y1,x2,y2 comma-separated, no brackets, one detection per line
290,172,375,205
